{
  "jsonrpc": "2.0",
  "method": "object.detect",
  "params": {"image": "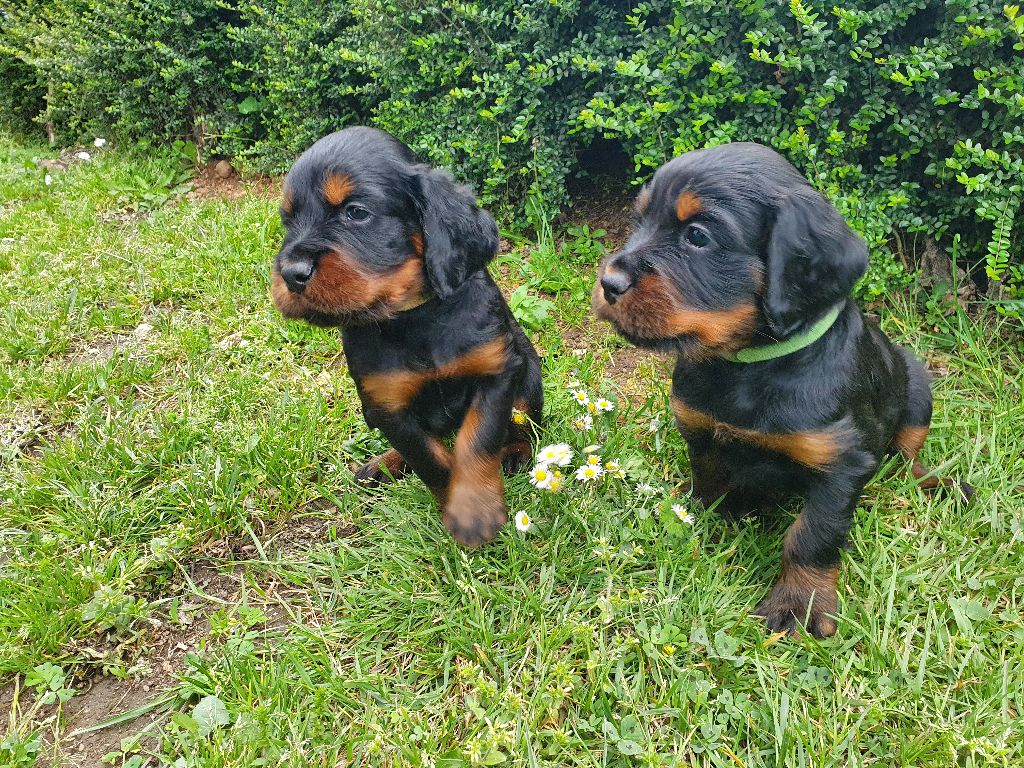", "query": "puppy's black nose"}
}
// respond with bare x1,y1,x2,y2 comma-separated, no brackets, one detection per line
601,269,633,304
280,260,314,293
